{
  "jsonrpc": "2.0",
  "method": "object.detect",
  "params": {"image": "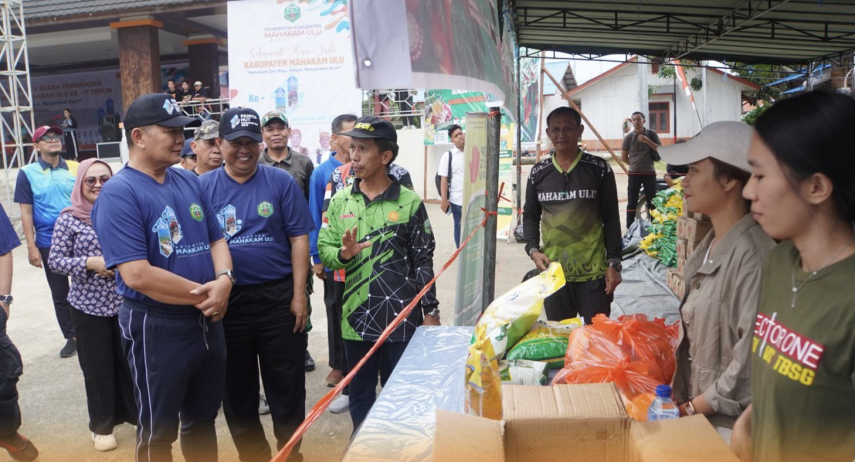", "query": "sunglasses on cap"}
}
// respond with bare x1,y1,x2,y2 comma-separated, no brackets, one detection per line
83,175,111,187
38,134,62,143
